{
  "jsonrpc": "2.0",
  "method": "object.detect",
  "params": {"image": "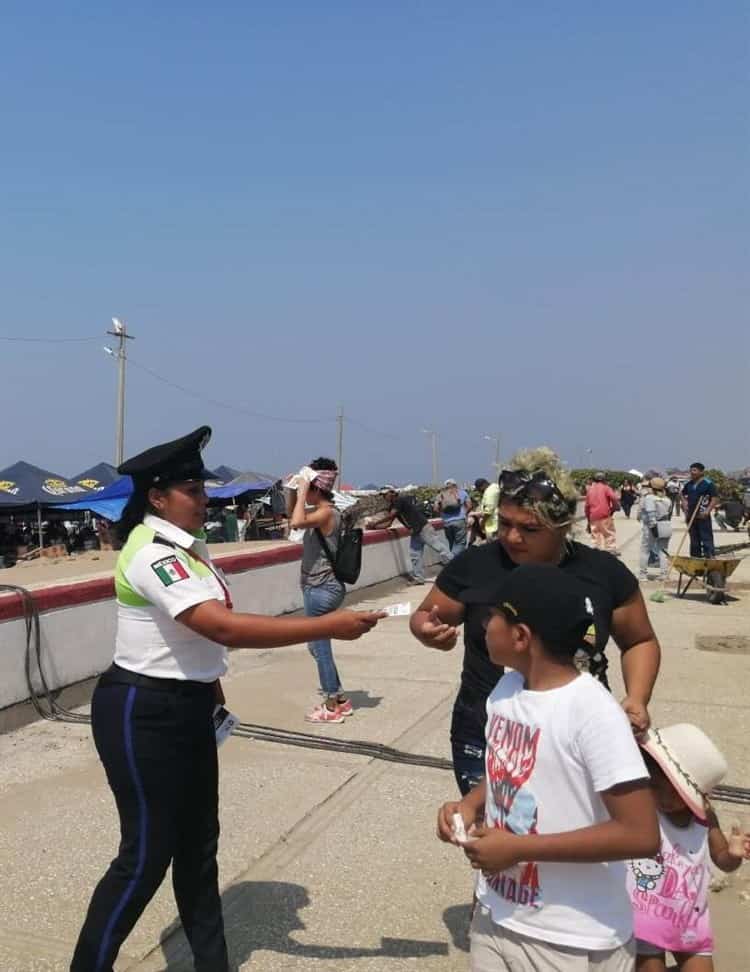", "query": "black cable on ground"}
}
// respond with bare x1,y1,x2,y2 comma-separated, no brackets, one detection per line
6,583,750,807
